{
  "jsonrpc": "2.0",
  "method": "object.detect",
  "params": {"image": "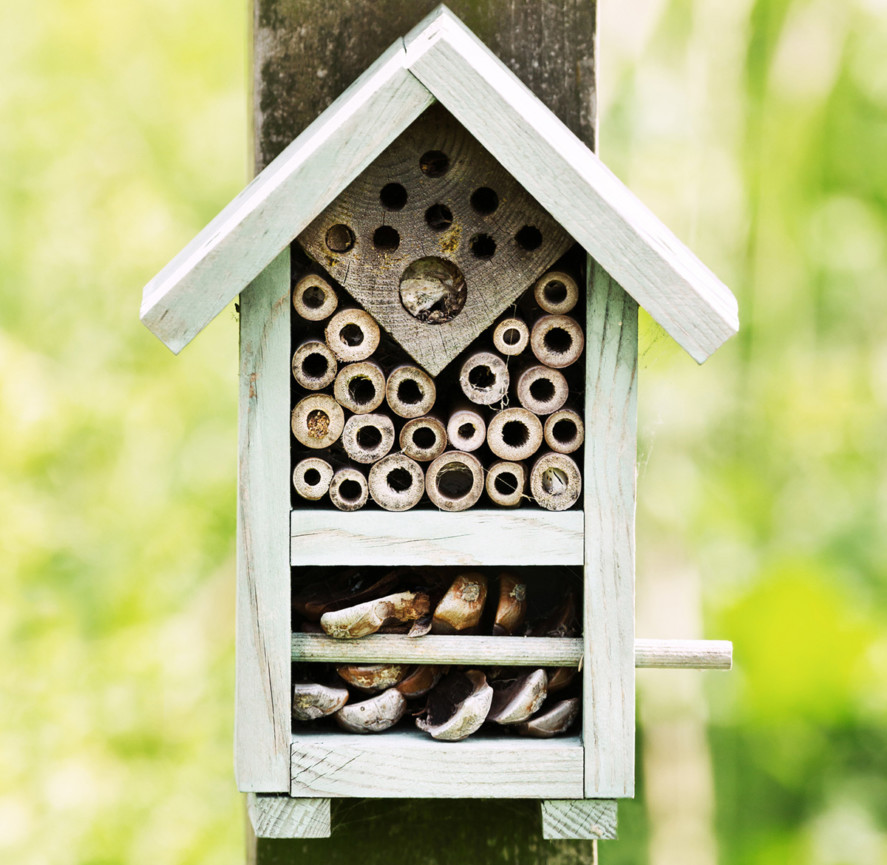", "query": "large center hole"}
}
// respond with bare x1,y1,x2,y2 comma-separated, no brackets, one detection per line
306,410,330,439
412,427,437,450
302,284,326,309
468,365,496,390
501,420,529,448
457,423,476,440
503,328,520,346
397,379,423,405
356,425,382,450
552,418,578,443
302,352,329,379
386,468,413,493
542,467,569,495
339,479,362,502
543,280,568,305
436,464,473,499
340,323,365,347
303,468,321,486
544,327,573,354
529,377,555,402
348,376,376,405
399,257,466,325
494,472,518,496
